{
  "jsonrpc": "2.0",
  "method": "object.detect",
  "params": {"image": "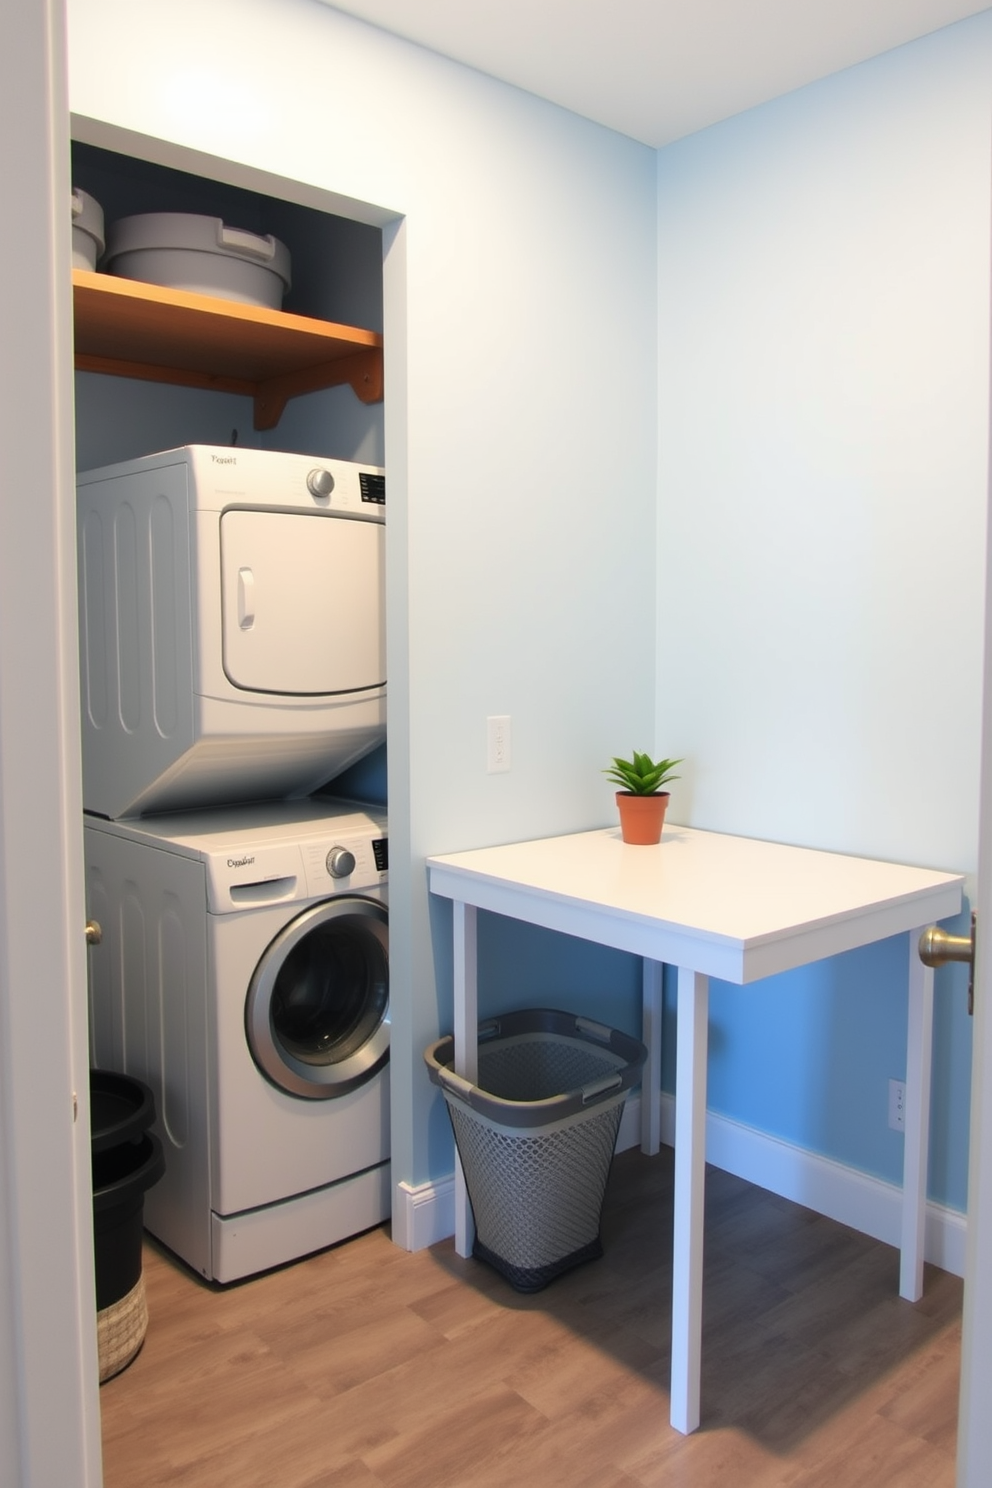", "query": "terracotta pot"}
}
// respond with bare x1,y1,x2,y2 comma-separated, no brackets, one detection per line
616,791,670,845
